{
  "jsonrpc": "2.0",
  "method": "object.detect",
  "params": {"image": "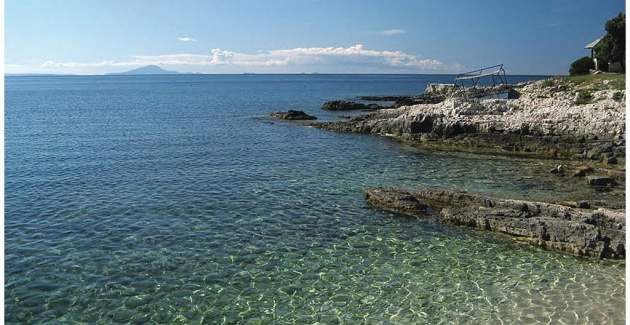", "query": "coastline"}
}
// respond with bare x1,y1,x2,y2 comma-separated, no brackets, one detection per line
307,76,626,259
7,73,625,323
